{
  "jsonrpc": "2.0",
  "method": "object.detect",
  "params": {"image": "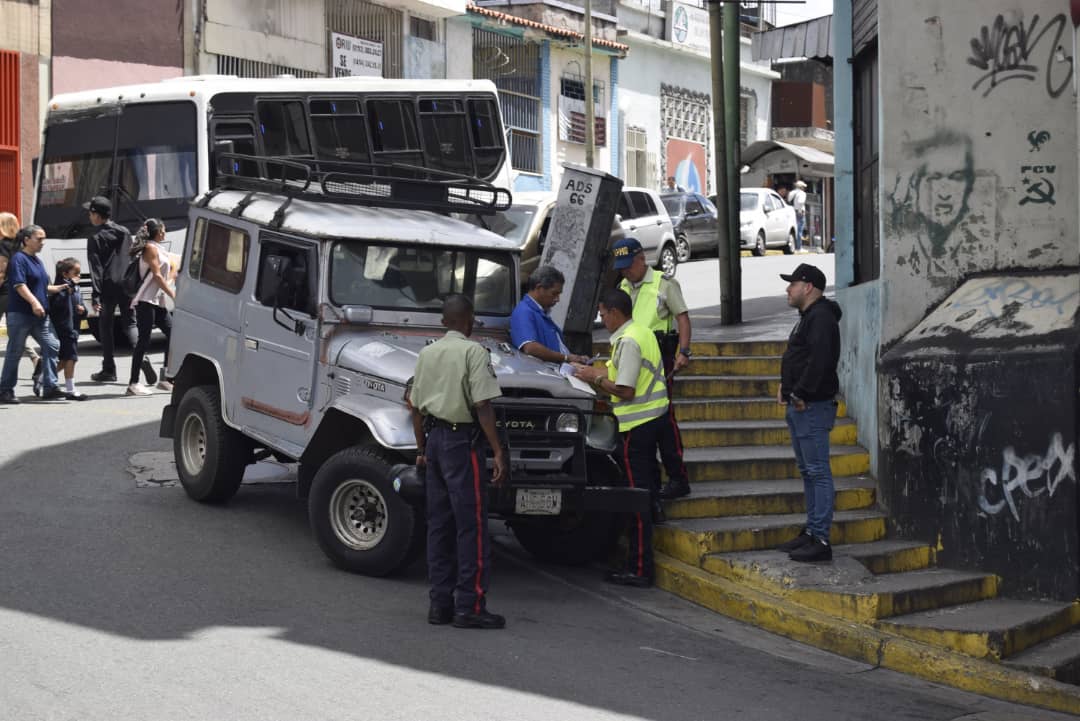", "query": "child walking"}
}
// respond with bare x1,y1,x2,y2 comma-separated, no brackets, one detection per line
50,257,88,400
